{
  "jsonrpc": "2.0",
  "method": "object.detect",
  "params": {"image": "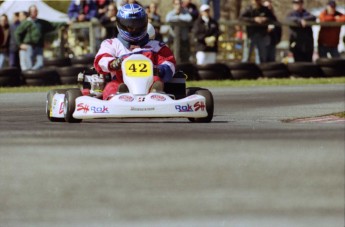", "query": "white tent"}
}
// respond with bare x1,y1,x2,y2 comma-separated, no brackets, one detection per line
0,0,69,22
